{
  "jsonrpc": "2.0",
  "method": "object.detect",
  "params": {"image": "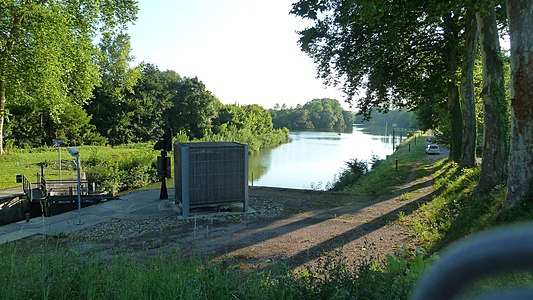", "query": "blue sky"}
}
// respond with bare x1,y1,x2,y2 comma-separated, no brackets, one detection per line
127,0,346,109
